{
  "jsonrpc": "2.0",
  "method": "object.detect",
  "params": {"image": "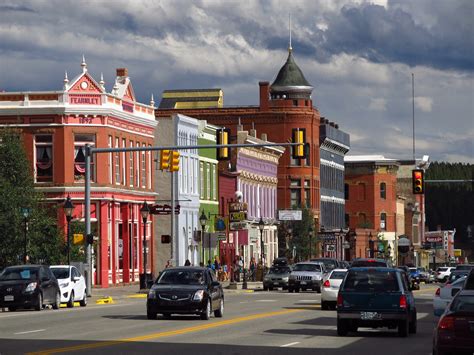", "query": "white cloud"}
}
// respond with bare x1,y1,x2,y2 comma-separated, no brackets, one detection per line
415,96,433,112
368,98,387,111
